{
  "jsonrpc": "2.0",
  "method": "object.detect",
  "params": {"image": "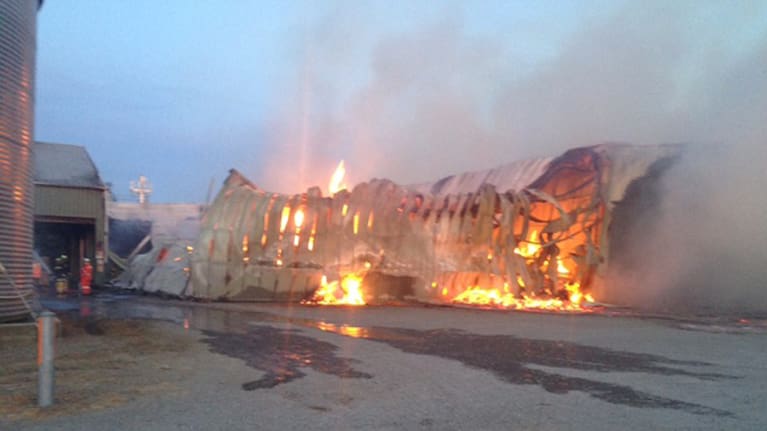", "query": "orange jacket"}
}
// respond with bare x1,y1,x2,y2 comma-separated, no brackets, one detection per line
80,263,93,285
